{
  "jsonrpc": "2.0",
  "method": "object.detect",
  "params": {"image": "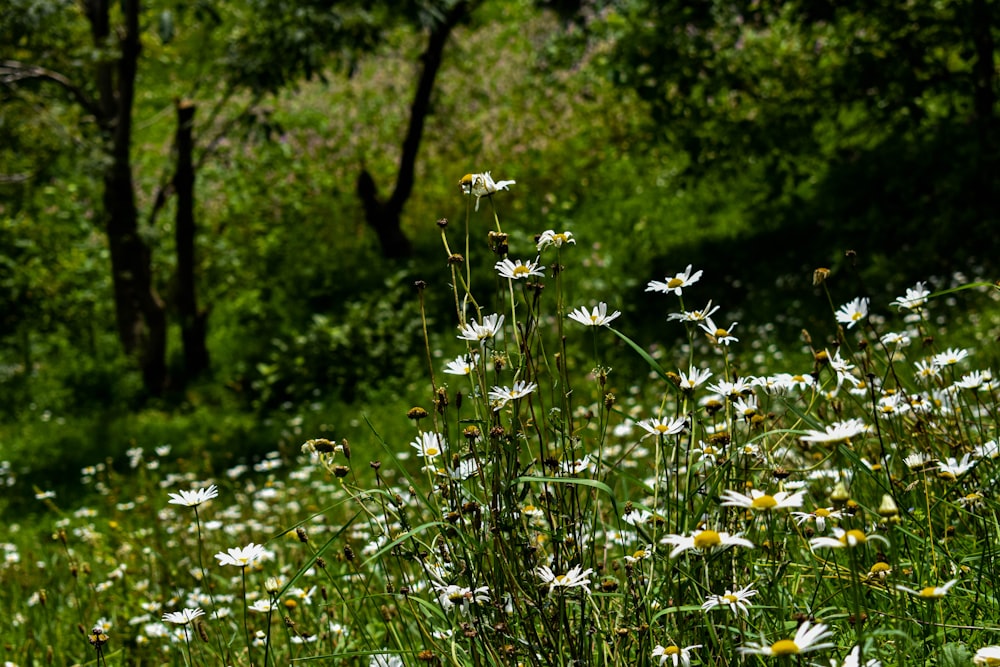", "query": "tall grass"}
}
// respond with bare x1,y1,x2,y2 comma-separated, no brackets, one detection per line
3,173,999,667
